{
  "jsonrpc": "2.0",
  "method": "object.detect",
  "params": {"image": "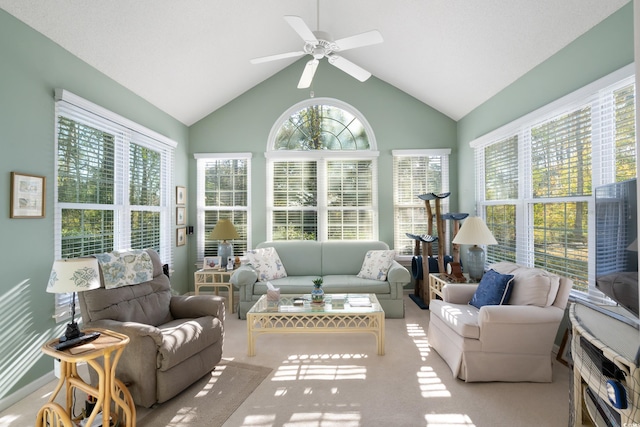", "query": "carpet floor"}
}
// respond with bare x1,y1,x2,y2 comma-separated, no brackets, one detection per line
0,293,576,427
